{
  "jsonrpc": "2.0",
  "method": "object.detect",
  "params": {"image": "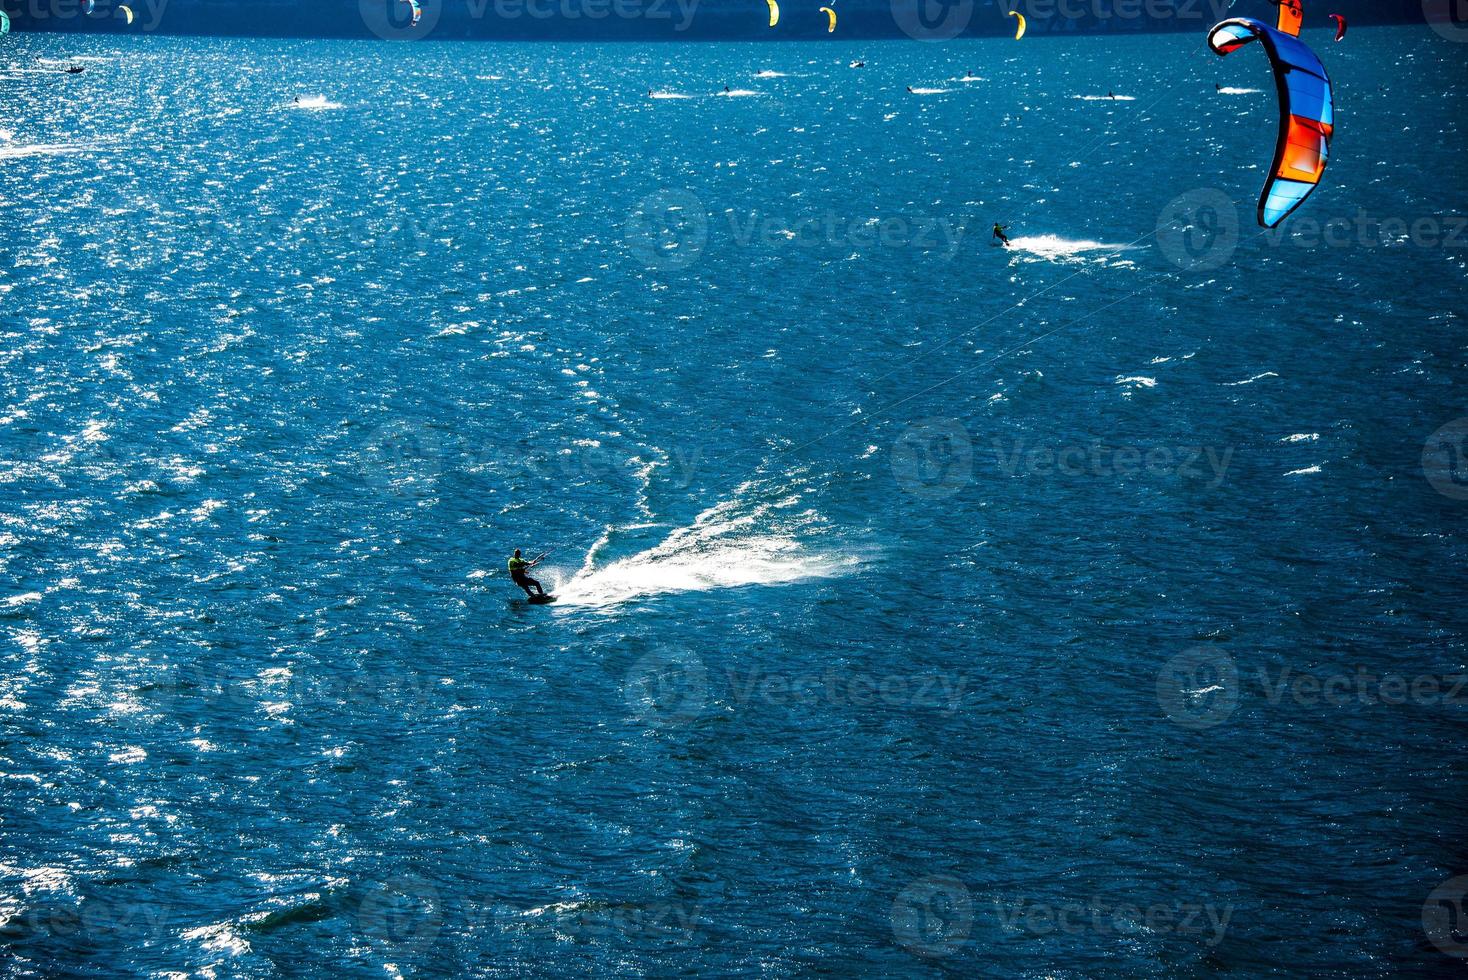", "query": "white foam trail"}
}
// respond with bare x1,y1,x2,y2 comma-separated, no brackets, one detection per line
753,70,786,78
1224,372,1278,386
553,485,857,609
290,96,343,111
649,91,692,100
717,89,760,97
909,87,949,95
1005,235,1133,262
1072,94,1136,101
1218,87,1261,94
0,144,89,160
